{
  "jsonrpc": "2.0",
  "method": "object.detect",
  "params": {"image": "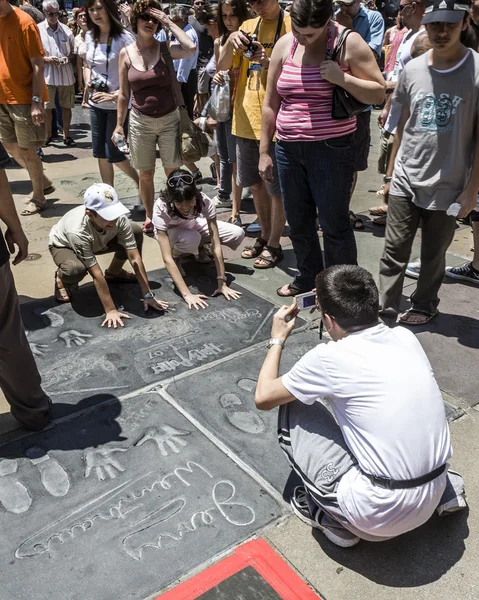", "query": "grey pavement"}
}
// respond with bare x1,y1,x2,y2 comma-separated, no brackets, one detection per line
0,105,477,599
